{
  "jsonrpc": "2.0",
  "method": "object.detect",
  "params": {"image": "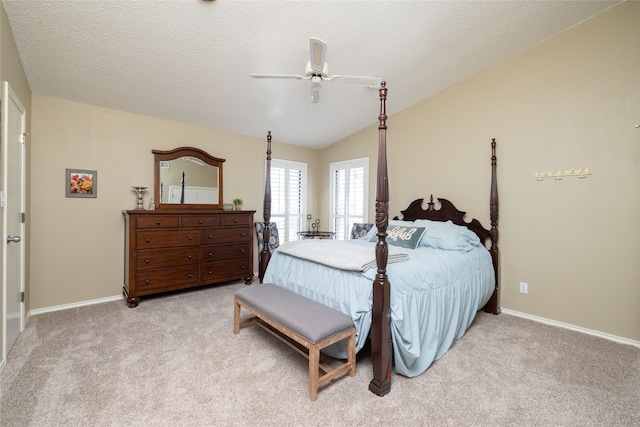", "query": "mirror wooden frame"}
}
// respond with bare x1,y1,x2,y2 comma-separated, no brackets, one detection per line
152,147,225,210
